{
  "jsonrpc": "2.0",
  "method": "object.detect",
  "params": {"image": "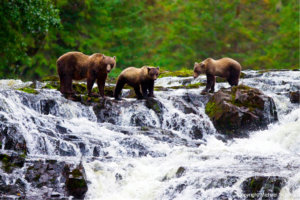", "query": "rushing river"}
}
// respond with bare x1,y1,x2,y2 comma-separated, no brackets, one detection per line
0,70,299,199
